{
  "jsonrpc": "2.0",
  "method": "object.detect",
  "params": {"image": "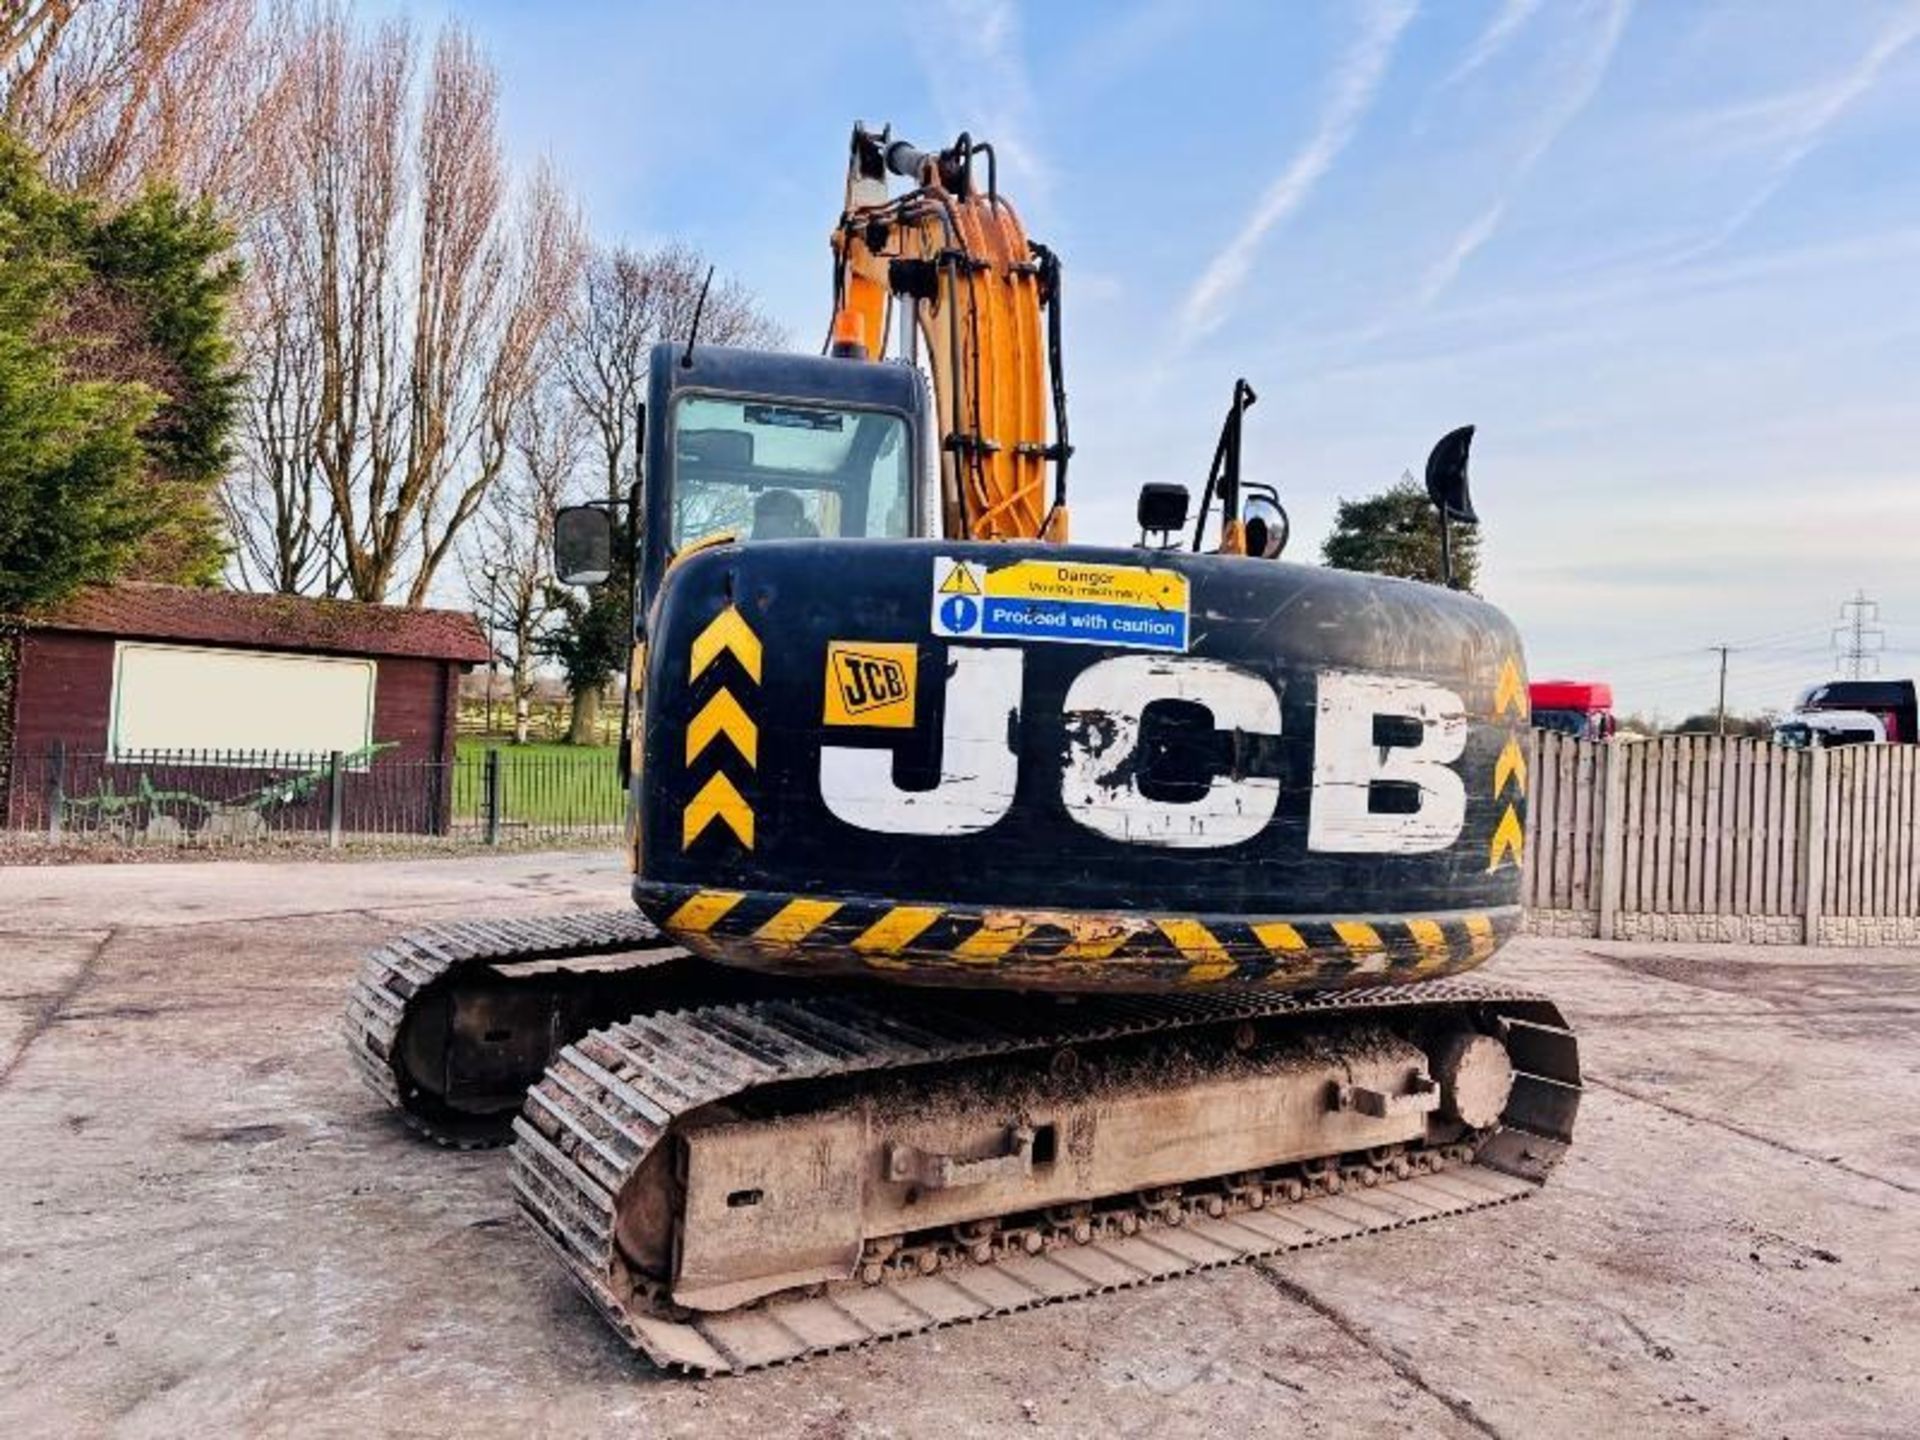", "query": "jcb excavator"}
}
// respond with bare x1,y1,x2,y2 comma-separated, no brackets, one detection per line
346,124,1579,1374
